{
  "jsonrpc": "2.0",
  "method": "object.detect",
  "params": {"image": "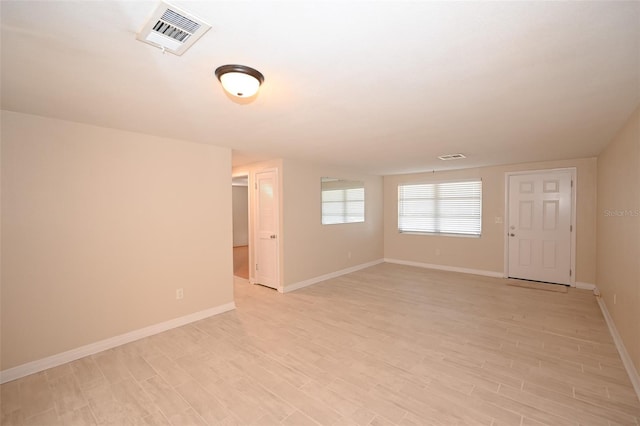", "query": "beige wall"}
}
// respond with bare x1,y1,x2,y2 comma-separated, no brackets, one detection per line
233,159,384,290
232,185,249,246
384,158,597,284
596,106,640,372
1,111,234,370
281,160,384,288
